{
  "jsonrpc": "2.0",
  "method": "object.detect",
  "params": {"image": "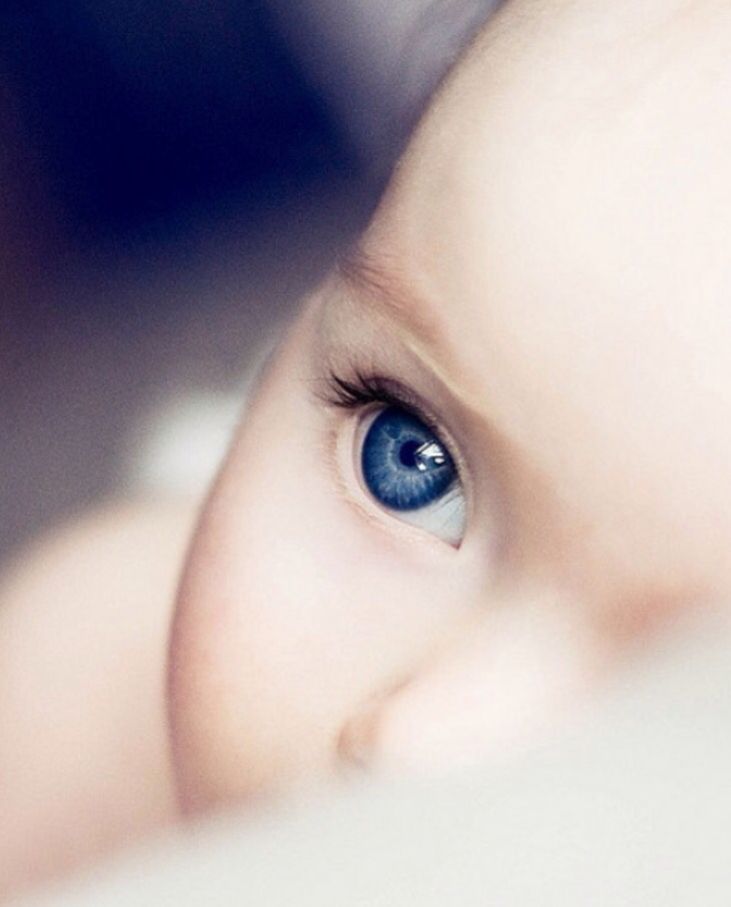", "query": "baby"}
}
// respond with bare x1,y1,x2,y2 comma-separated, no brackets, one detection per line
2,0,731,898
